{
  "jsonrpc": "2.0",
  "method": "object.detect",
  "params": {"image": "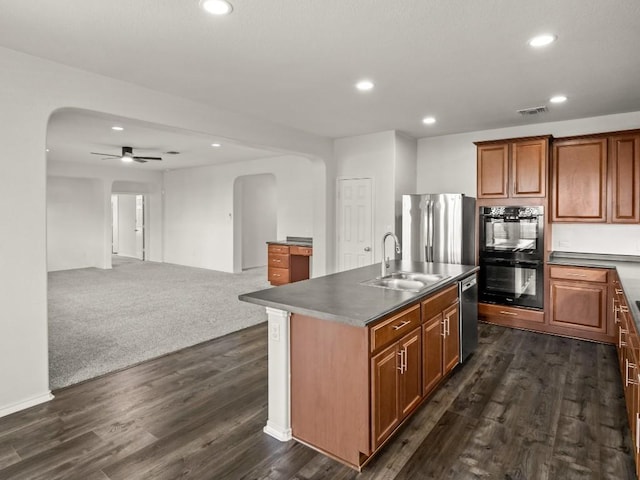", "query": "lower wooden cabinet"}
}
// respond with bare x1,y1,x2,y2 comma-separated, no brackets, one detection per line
290,282,462,470
614,285,640,478
371,326,421,449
